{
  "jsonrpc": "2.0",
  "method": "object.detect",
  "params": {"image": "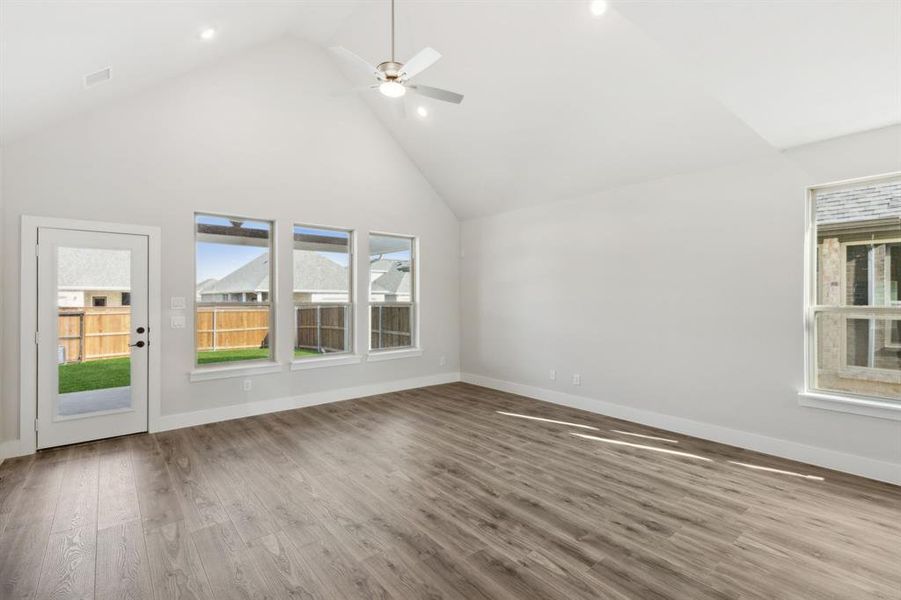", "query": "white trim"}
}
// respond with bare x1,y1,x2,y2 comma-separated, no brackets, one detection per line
291,354,363,370
798,391,901,421
368,232,420,352
462,373,901,485
0,439,30,462
804,172,901,410
366,348,424,362
808,171,901,193
193,212,277,367
57,286,130,291
159,372,460,431
189,361,283,382
19,216,163,452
